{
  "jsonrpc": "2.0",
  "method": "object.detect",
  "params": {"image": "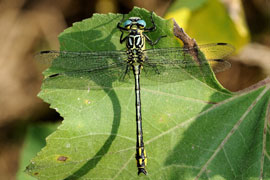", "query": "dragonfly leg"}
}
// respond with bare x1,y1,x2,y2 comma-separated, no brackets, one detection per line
119,30,128,44
117,14,129,44
149,63,160,74
120,65,130,81
143,11,166,45
143,58,161,75
144,12,156,32
144,33,167,46
117,14,126,30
